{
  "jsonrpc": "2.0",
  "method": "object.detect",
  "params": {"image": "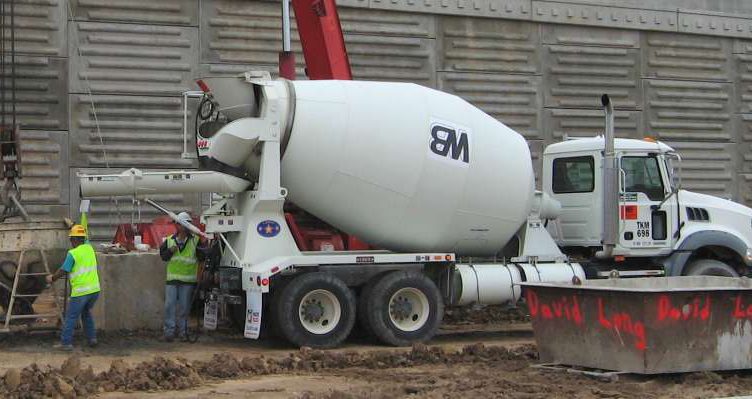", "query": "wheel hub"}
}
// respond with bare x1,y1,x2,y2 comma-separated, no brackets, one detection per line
390,296,414,321
301,300,324,322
